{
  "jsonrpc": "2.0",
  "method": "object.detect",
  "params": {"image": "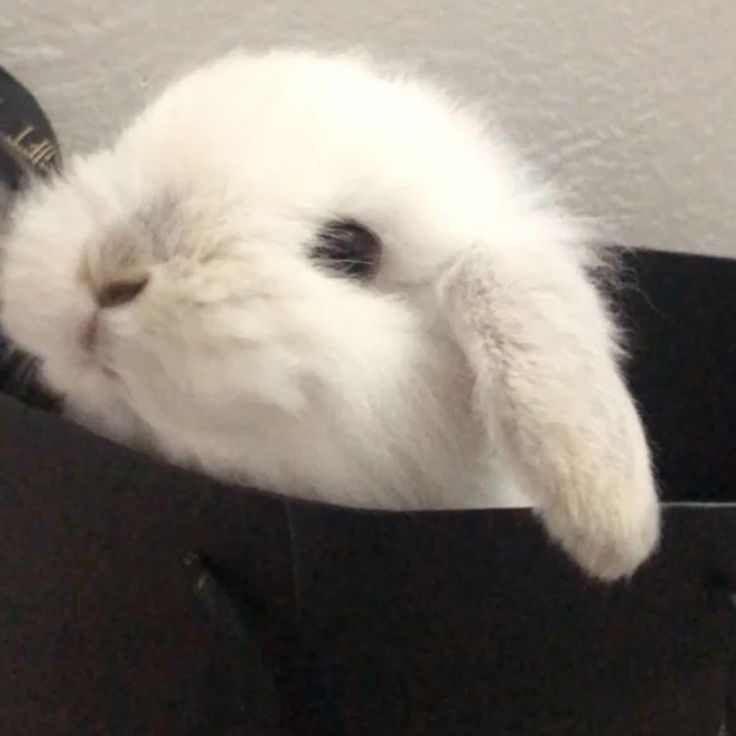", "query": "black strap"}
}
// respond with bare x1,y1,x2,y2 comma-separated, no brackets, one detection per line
0,66,61,411
0,65,61,180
